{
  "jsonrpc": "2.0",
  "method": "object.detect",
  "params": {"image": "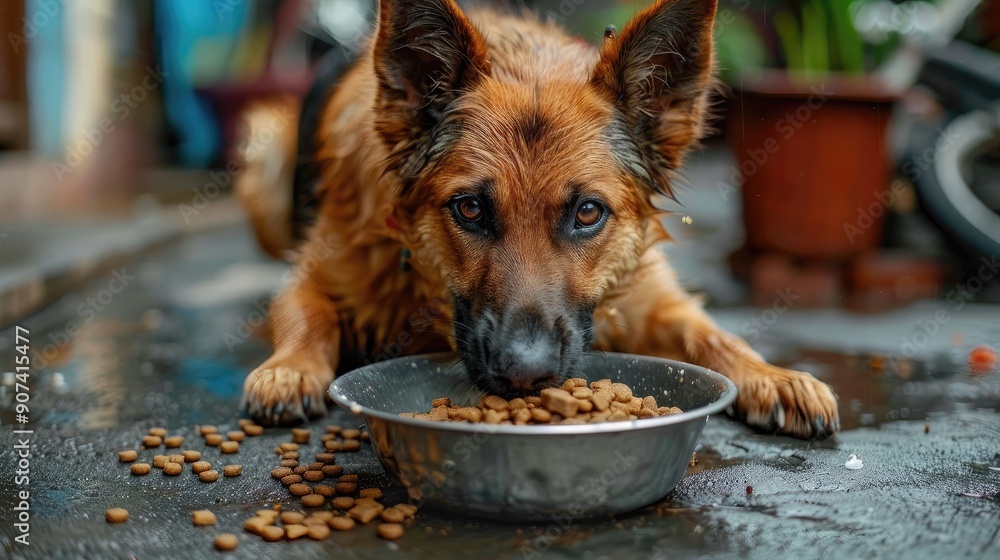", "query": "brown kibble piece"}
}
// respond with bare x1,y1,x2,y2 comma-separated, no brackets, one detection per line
341,428,361,439
282,451,299,460
168,454,185,464
380,508,405,523
307,523,331,540
280,459,298,468
192,461,212,474
359,487,383,499
377,523,404,540
243,516,271,535
431,397,451,408
281,473,302,486
280,511,305,524
279,442,299,451
324,440,342,451
348,504,383,524
481,395,509,411
642,396,658,410
449,407,483,422
328,516,356,531
237,418,254,428
331,496,355,510
530,407,553,423
339,473,359,483
314,485,335,497
303,470,324,482
342,440,361,452
226,430,245,442
182,450,201,462
243,424,264,436
301,494,325,508
611,383,632,402
285,524,309,539
200,425,218,435
118,450,138,462
204,434,223,446
336,482,357,494
316,452,336,463
513,408,532,424
163,462,182,476
223,464,242,477
307,462,325,471
131,463,151,476
148,427,167,437
540,388,579,418
164,436,184,448
192,509,216,526
142,435,162,448
105,508,129,523
199,470,219,482
220,441,239,454
293,465,309,475
152,455,169,468
271,466,293,479
288,483,312,496
322,465,343,478
214,533,238,551
260,525,284,542
326,425,343,434
393,503,418,518
291,428,311,444
572,387,594,399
